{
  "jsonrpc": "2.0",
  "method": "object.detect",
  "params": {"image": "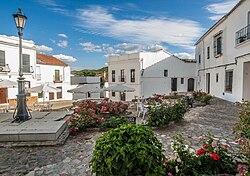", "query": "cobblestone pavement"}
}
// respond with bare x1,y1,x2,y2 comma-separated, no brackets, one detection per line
0,98,241,176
